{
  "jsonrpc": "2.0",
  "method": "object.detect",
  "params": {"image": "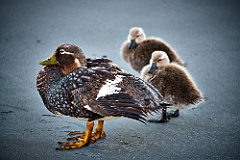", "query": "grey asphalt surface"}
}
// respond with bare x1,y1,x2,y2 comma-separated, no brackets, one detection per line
0,0,240,159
